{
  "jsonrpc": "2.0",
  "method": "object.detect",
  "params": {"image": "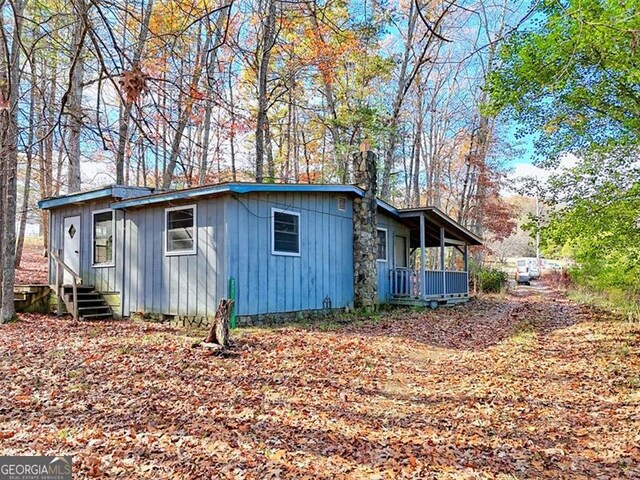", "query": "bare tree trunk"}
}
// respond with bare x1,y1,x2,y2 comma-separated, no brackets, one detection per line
380,1,452,199
115,0,154,185
15,40,37,268
159,66,167,187
265,117,275,181
293,105,300,182
228,66,237,181
284,89,293,182
37,65,57,256
306,4,345,180
162,32,208,188
255,0,277,182
301,129,311,183
380,0,417,198
1,0,24,322
411,82,424,206
66,0,87,192
198,6,230,186
404,126,413,206
38,51,56,256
